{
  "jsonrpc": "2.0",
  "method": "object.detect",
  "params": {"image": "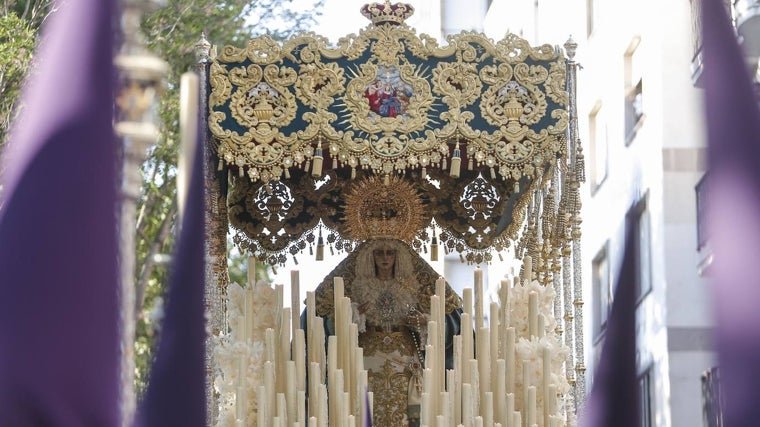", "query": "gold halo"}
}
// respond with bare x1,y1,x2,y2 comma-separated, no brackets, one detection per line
343,175,425,242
